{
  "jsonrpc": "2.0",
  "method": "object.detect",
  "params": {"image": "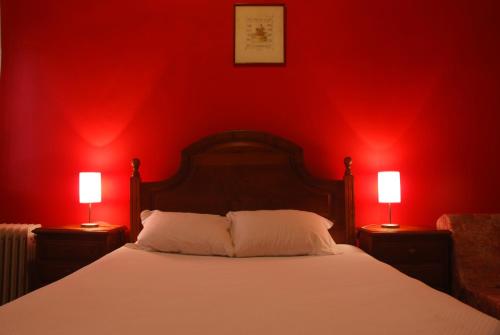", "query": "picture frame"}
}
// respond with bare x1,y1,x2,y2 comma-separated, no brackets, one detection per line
234,4,286,65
